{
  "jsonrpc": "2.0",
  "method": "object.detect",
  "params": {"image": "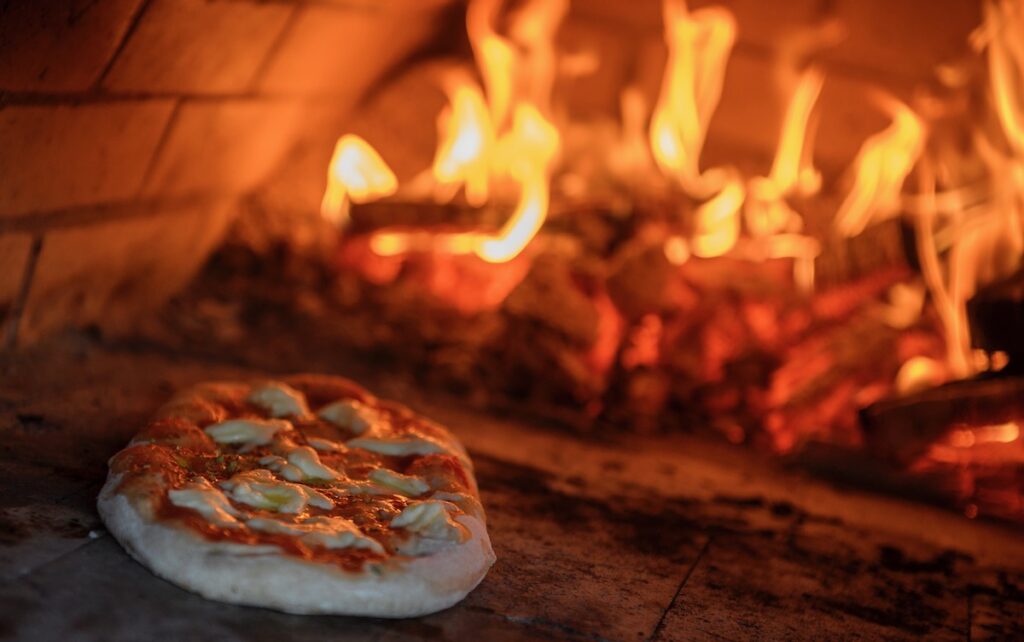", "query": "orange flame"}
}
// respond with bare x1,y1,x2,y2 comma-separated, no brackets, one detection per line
835,95,925,238
649,0,736,196
894,355,946,396
416,0,565,263
432,79,494,207
979,0,1024,156
691,174,745,257
746,68,824,237
476,103,559,262
896,1,1024,379
321,135,398,227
